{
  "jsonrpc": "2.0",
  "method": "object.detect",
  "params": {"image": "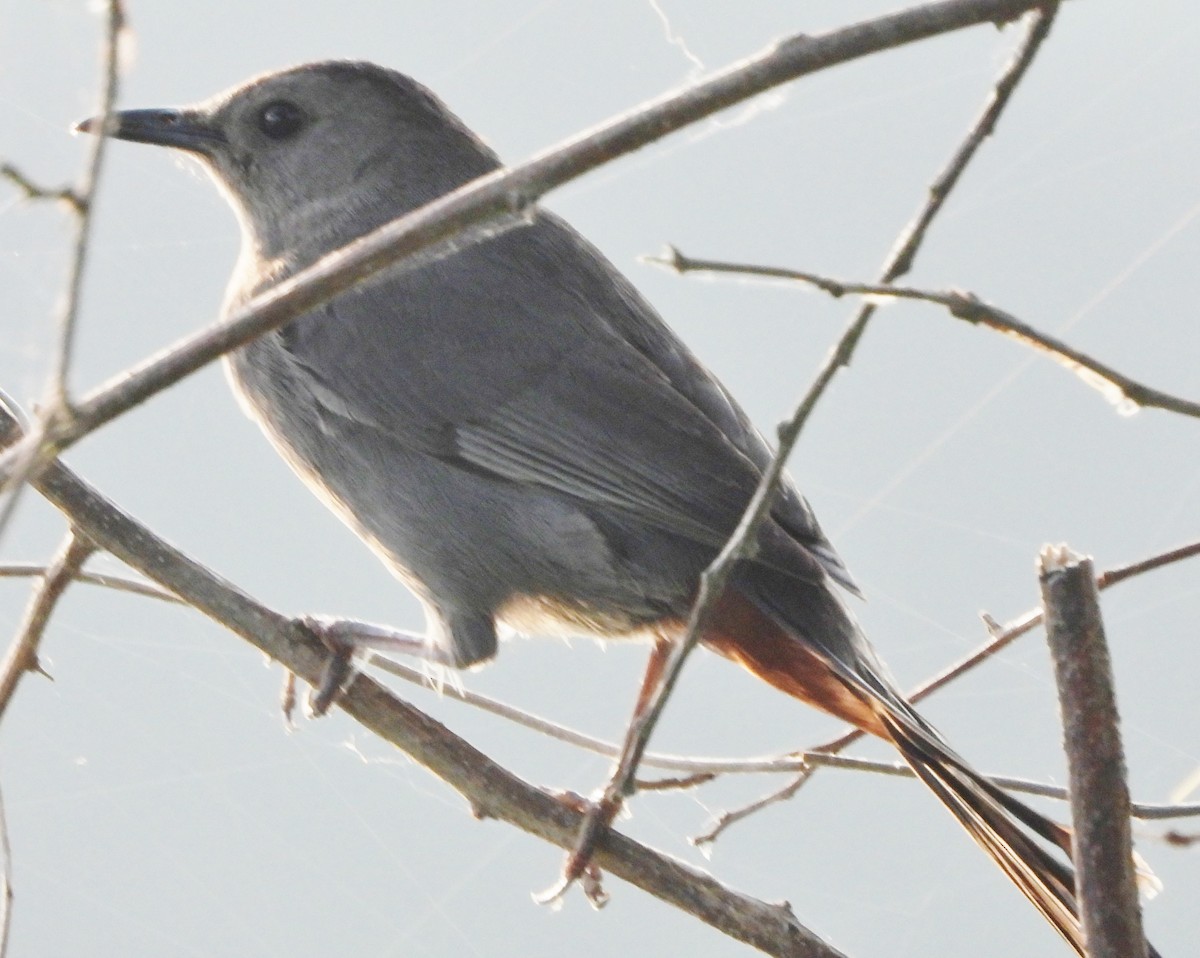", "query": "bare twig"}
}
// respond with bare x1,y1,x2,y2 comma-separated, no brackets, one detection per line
822,536,1200,757
1096,540,1200,588
795,1,1060,382
635,771,717,792
650,253,1200,419
554,372,805,895
0,563,181,603
0,532,95,721
0,403,842,958
0,1,127,546
699,538,1200,842
0,164,82,210
1163,831,1199,847
1041,545,1148,958
692,770,818,846
0,0,1062,489
558,3,1061,870
46,0,126,411
365,651,1200,819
